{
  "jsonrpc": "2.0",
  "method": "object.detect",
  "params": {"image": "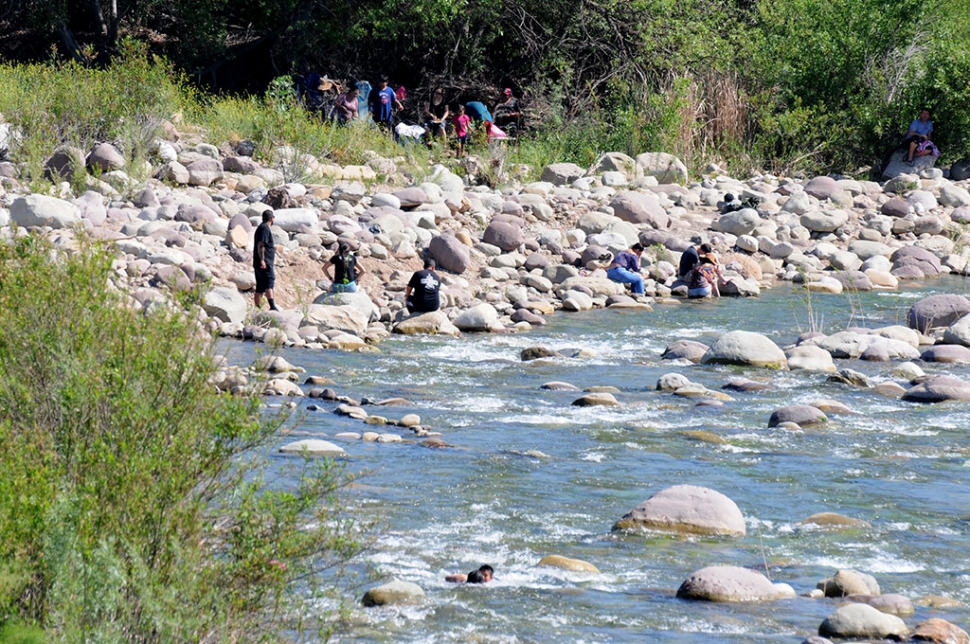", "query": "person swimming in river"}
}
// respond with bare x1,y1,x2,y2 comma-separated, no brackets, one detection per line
446,564,494,583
